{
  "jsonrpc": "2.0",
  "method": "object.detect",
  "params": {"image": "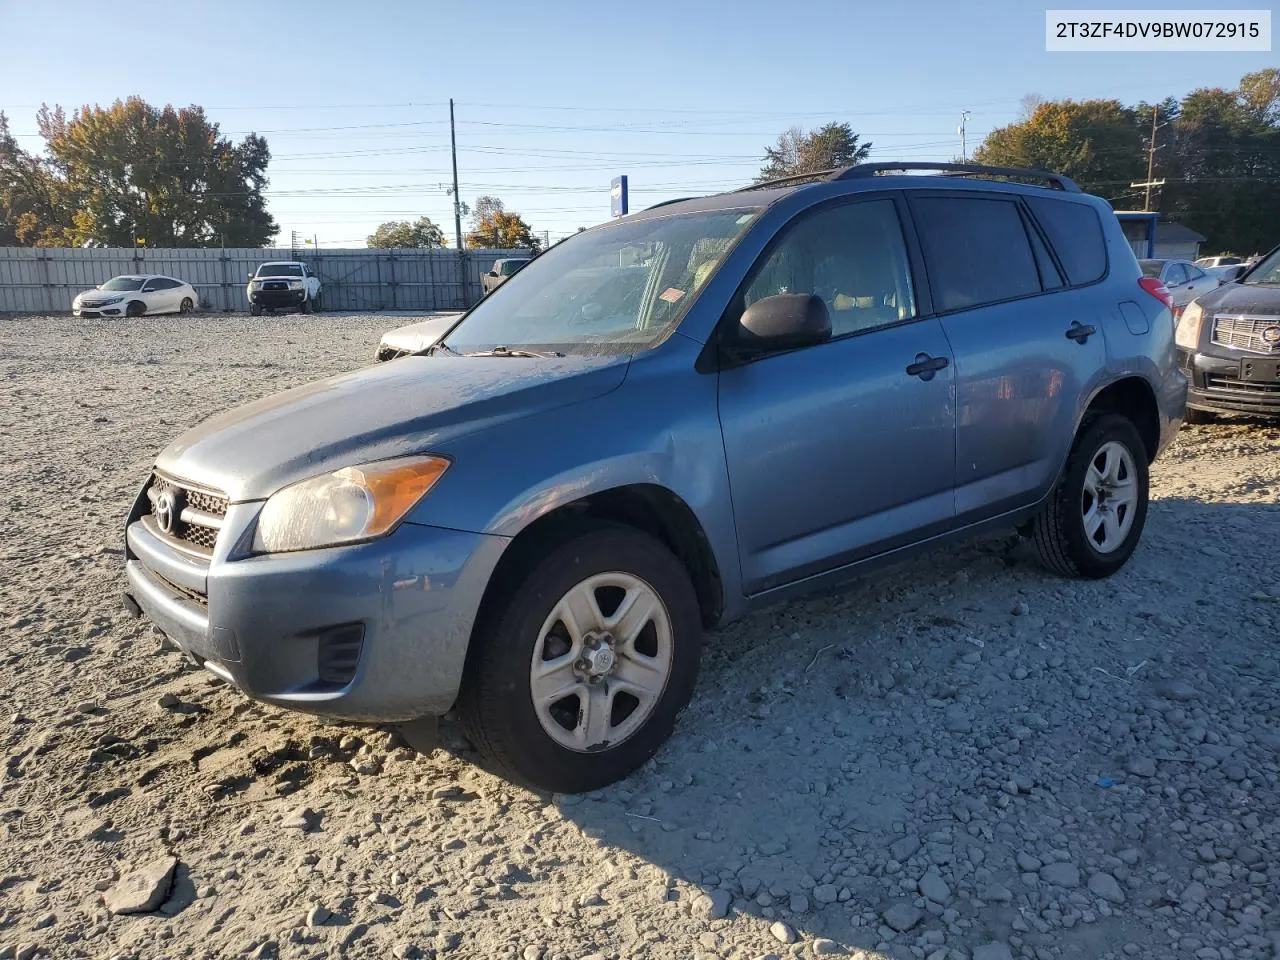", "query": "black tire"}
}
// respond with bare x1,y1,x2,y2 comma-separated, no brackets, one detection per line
249,304,263,317
125,300,146,317
311,294,322,313
301,295,313,314
179,297,194,314
1032,413,1149,579
459,524,703,793
1184,407,1216,425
